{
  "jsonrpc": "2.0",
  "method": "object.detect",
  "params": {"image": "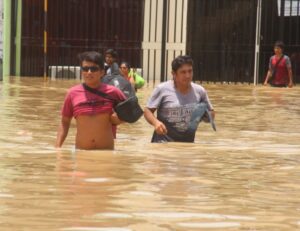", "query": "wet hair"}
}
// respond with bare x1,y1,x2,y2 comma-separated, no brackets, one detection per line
120,61,131,70
274,40,285,50
105,49,118,59
171,55,193,72
78,51,104,69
